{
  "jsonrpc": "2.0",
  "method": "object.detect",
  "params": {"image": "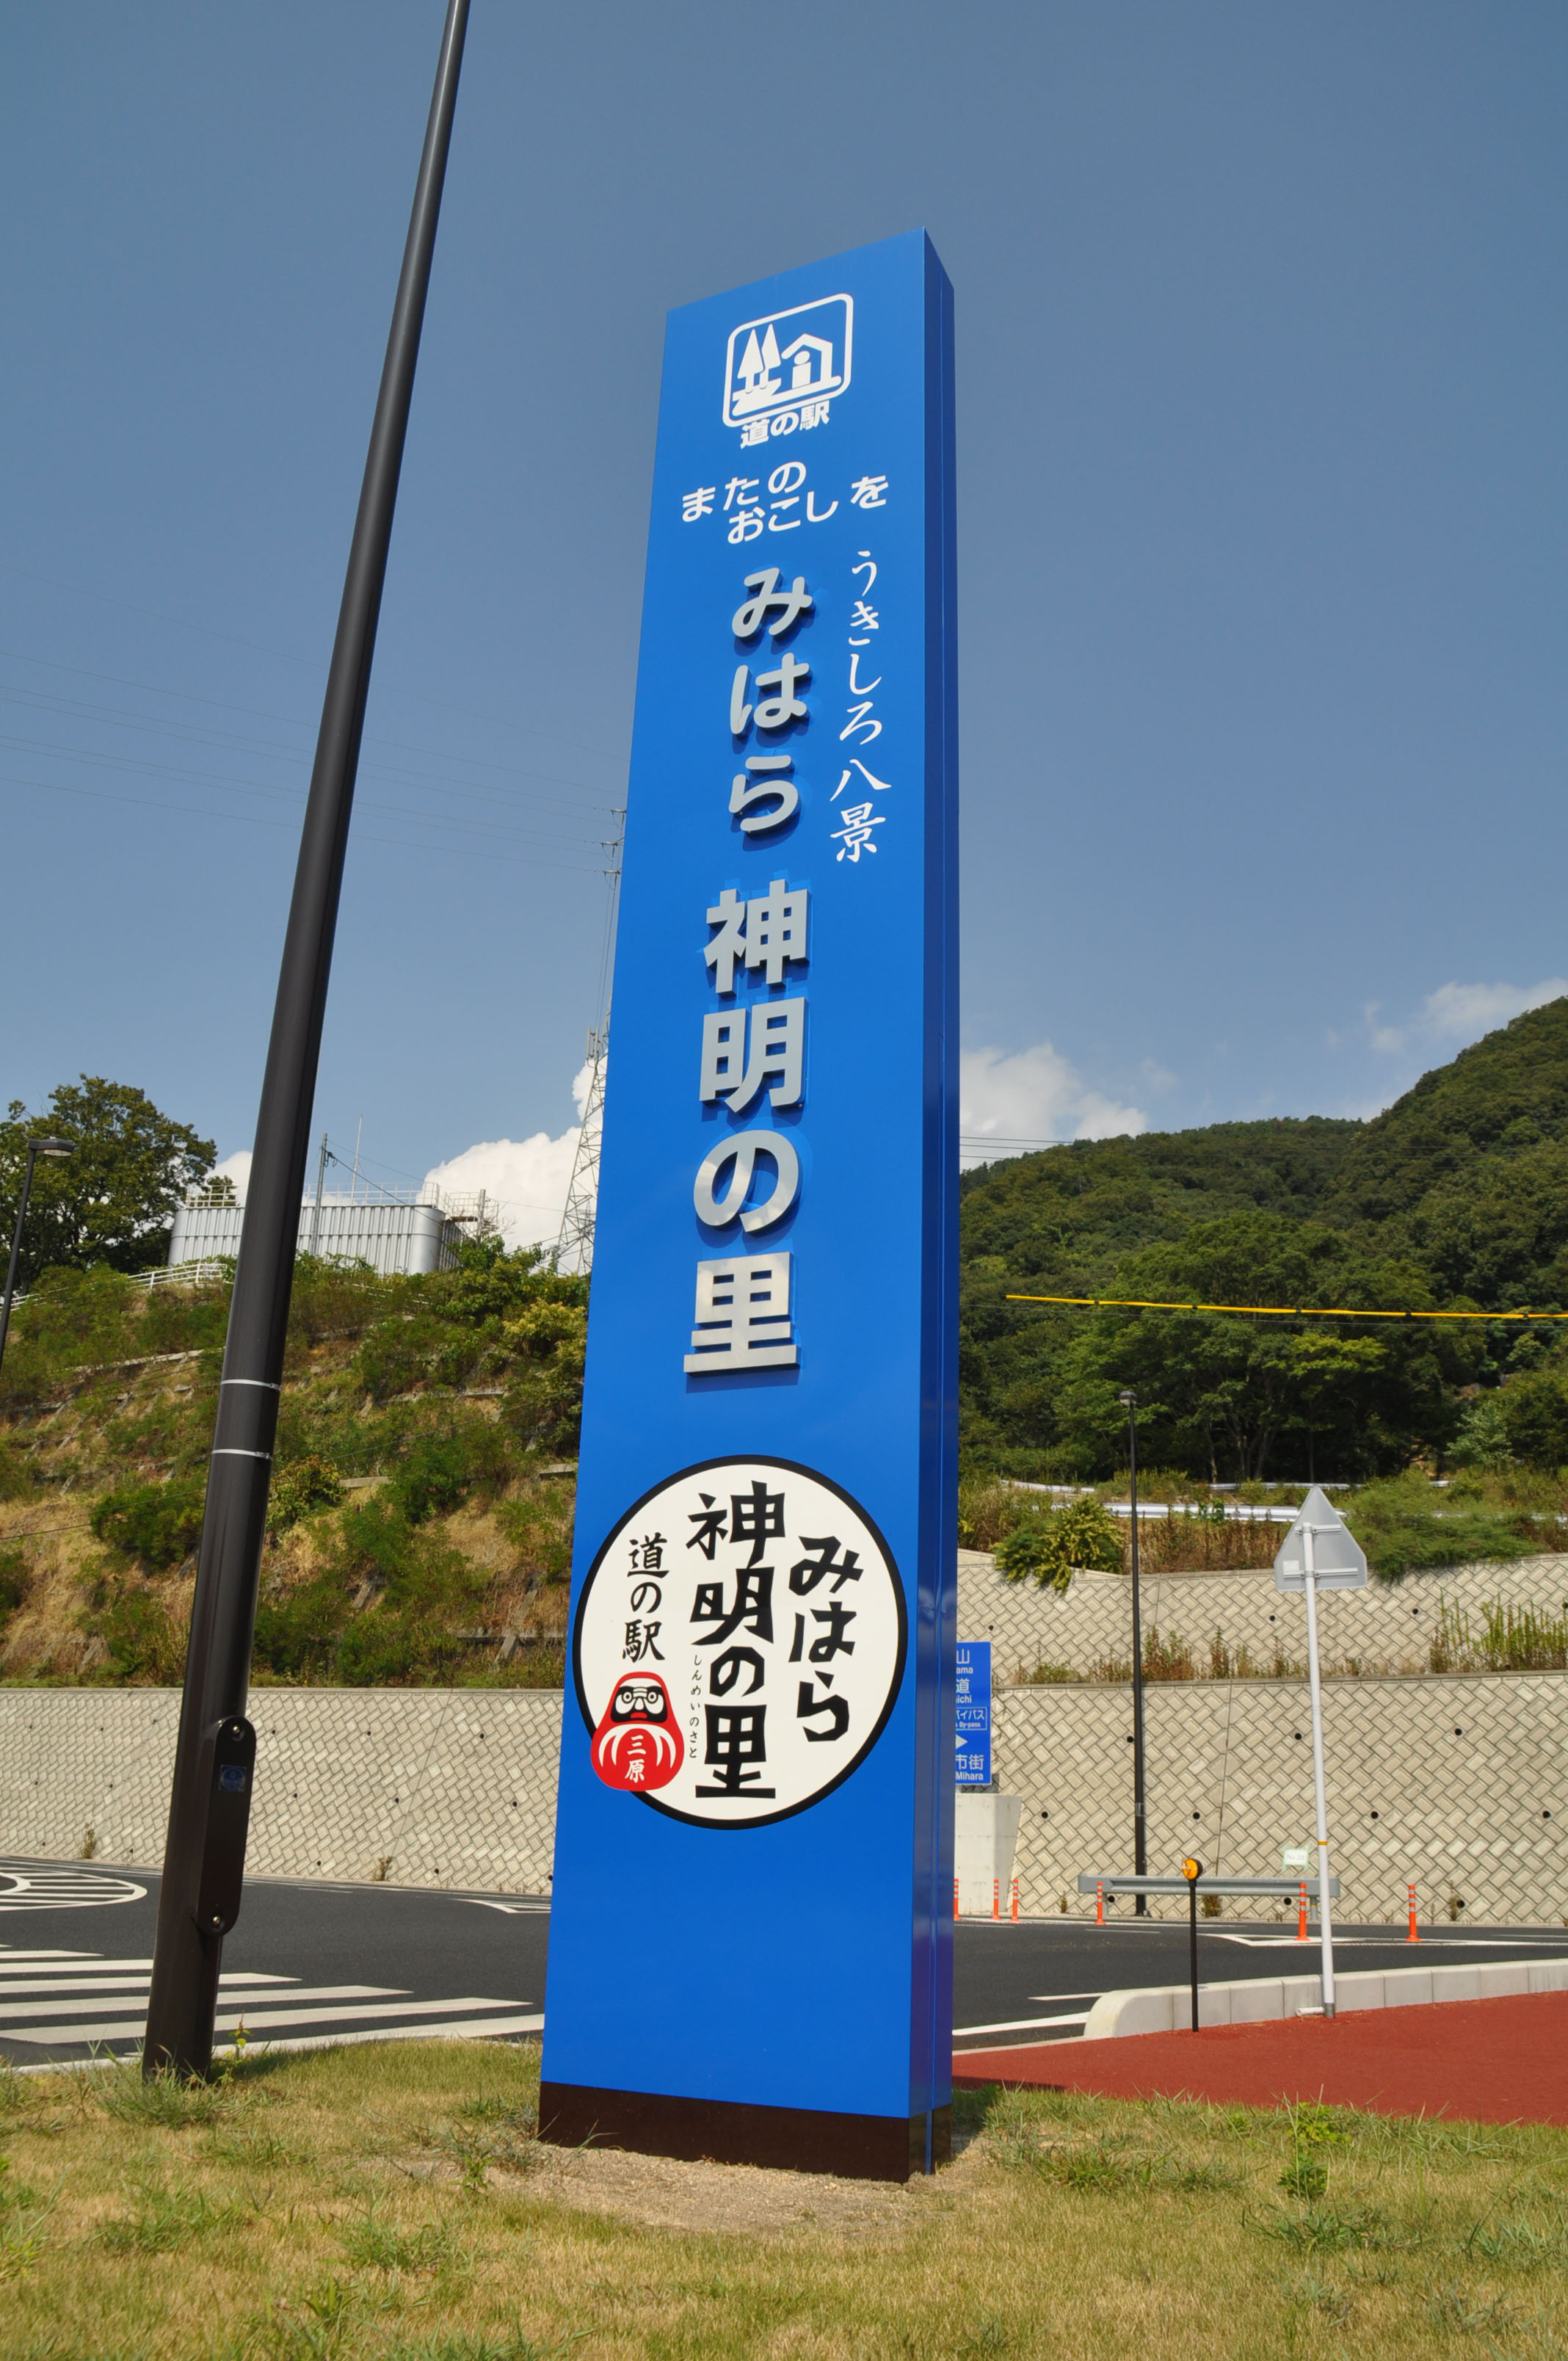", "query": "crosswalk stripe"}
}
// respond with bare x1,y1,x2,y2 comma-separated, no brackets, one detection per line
0,1978,204,1999
0,1951,107,1965
0,1984,400,2024
2,1995,534,2046
211,2014,546,2058
0,1973,302,1997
